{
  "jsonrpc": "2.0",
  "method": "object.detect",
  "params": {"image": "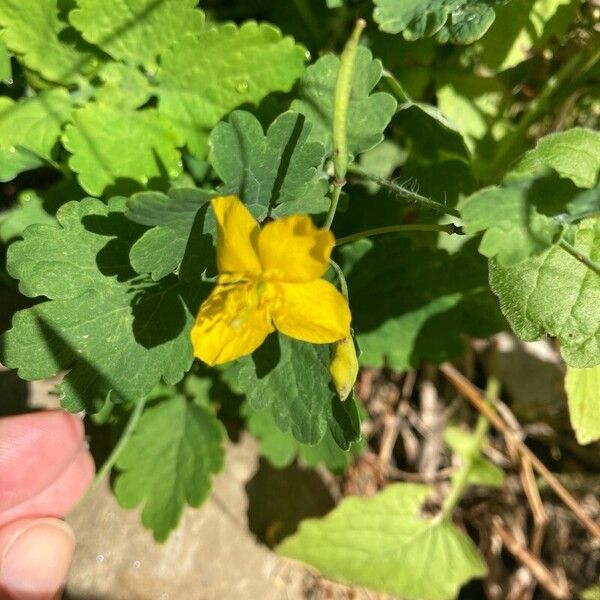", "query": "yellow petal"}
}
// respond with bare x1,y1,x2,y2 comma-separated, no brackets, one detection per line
258,215,334,282
271,279,351,343
191,282,274,365
212,196,261,276
329,337,359,401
